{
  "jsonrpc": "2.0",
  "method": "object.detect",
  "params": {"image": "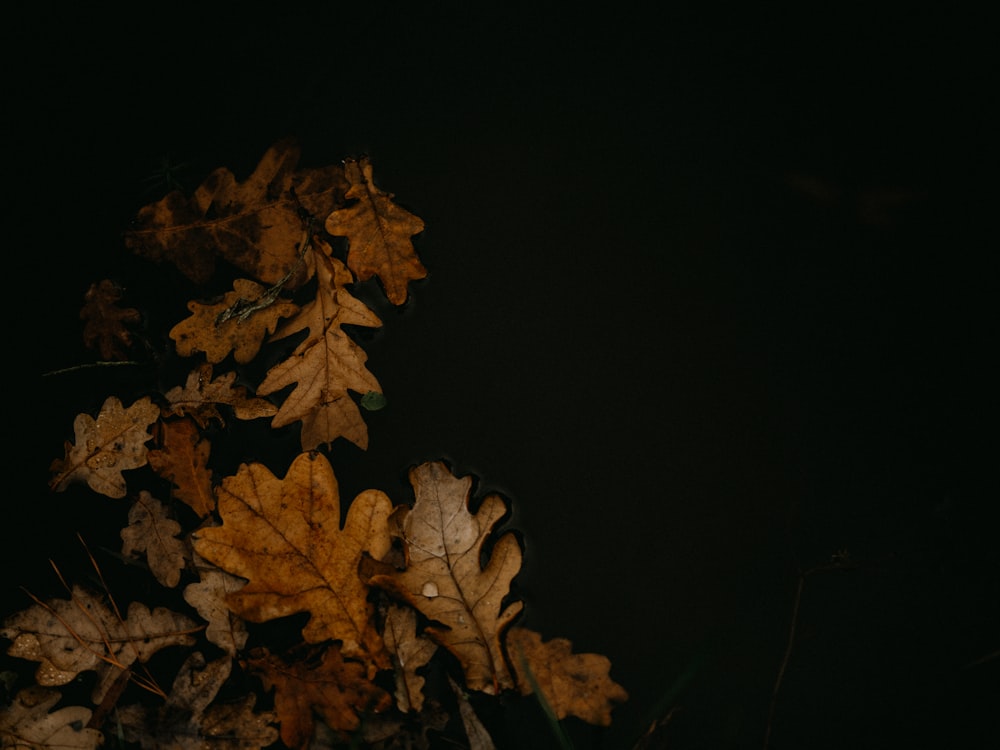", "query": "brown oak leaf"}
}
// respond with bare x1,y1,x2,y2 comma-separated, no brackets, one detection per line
382,603,437,714
256,246,383,451
0,686,103,750
244,645,391,750
80,278,142,360
506,626,629,727
169,278,298,364
117,651,278,750
120,491,188,588
325,156,427,305
0,584,199,704
183,552,249,657
362,461,523,694
192,451,393,670
161,363,278,427
124,137,348,285
49,395,160,499
147,416,215,518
